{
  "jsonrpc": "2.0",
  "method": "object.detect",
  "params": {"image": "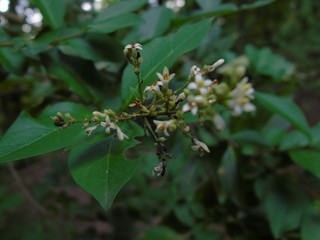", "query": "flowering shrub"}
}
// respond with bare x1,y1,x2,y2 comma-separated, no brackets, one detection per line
0,0,320,239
